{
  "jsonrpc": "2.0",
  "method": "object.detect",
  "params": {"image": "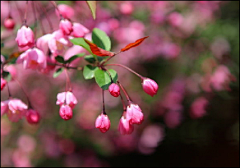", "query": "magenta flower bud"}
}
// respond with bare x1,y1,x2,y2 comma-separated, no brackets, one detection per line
15,25,35,48
95,113,111,133
142,78,158,97
56,4,74,19
59,104,73,120
71,22,89,38
118,116,134,135
16,48,47,71
56,91,78,109
59,19,73,36
4,17,15,30
126,103,144,125
26,109,40,124
1,77,7,90
108,83,120,97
